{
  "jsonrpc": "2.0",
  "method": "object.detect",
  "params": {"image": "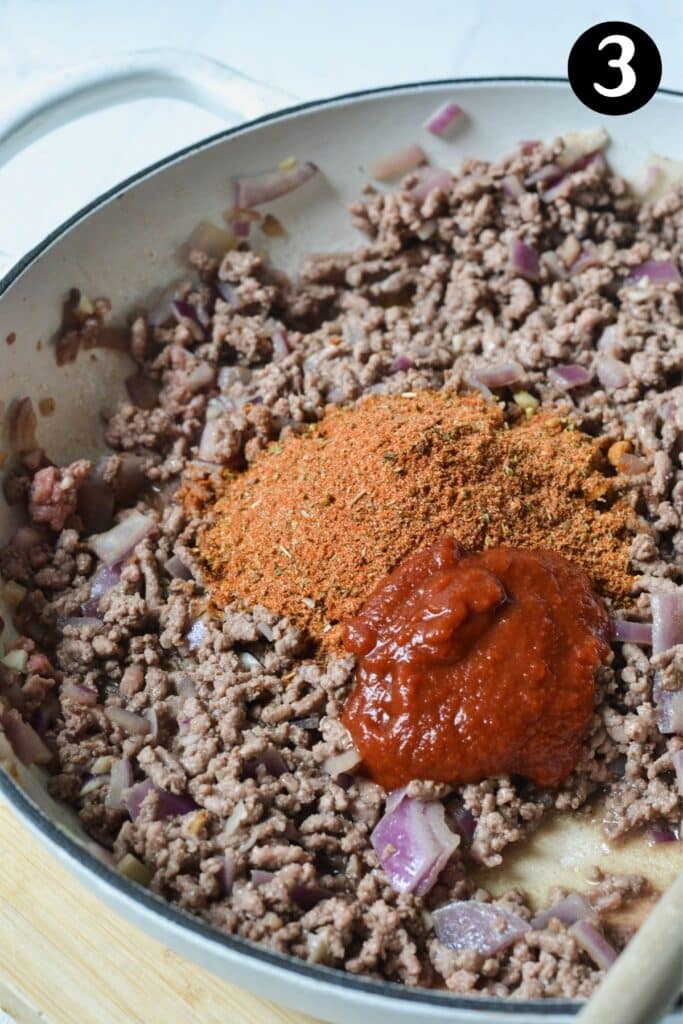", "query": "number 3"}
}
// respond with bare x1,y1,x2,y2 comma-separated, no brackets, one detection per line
593,34,637,97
